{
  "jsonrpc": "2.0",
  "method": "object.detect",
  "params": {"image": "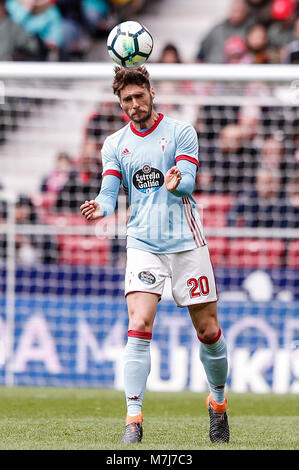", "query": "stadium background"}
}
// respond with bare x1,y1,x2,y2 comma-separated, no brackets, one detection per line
0,0,298,395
